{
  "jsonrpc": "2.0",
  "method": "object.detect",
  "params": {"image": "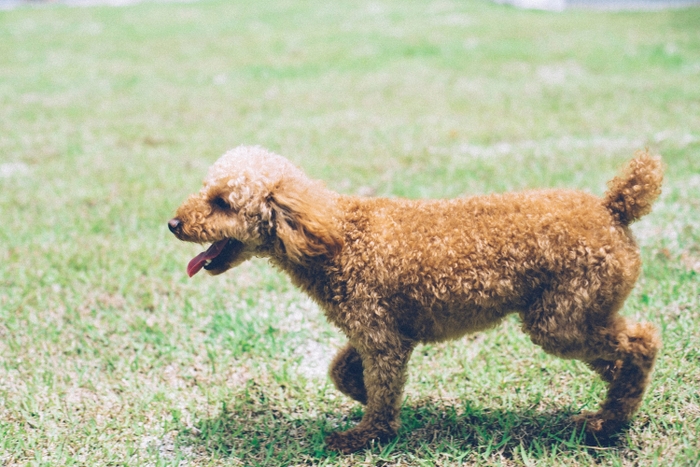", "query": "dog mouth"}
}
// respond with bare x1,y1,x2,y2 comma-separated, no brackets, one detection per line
187,238,244,277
